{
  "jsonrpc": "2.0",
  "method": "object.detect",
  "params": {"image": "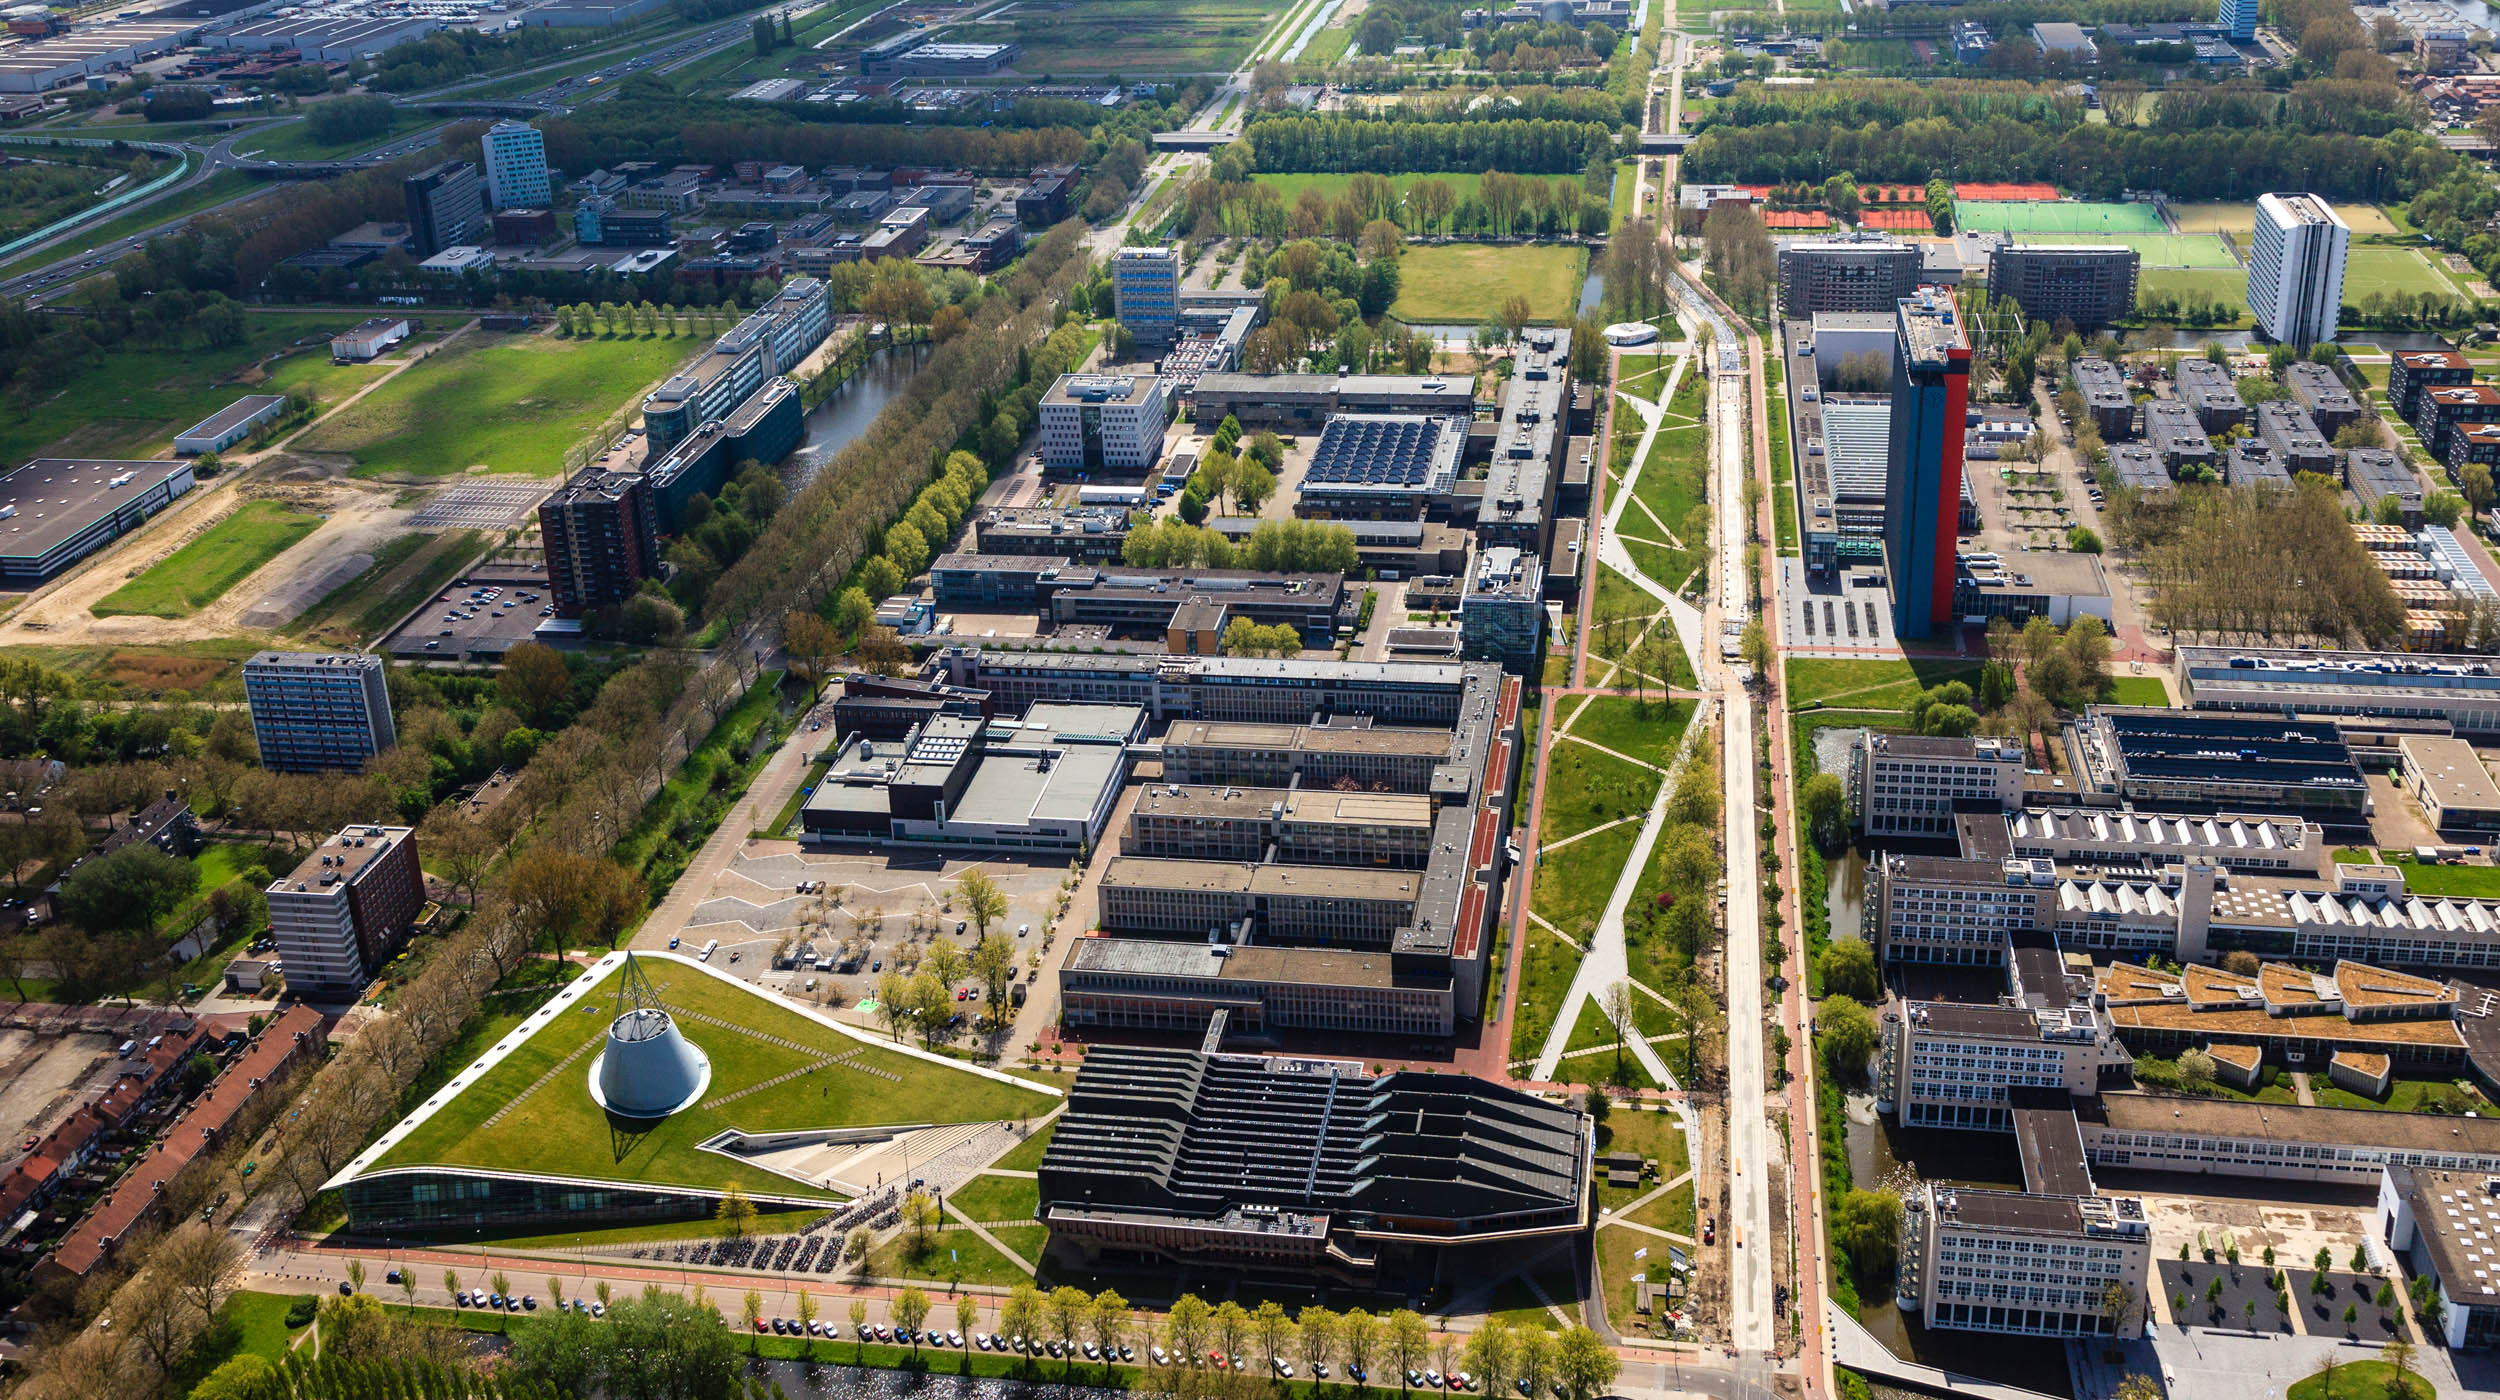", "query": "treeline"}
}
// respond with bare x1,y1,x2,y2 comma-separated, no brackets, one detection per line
536,111,1086,177
363,26,590,92
1184,170,1606,240
704,223,1092,629
1389,84,1638,128
2124,476,2407,646
1716,0,2206,35
1685,114,2457,202
1123,517,1361,572
1241,115,1616,175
